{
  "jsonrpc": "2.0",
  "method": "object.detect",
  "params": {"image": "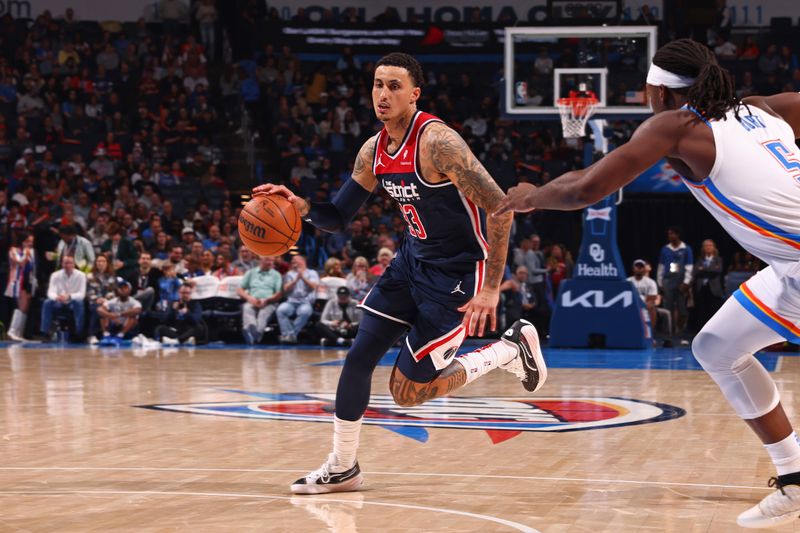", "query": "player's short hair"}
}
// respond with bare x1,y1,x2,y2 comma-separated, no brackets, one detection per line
652,38,739,121
375,53,424,88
